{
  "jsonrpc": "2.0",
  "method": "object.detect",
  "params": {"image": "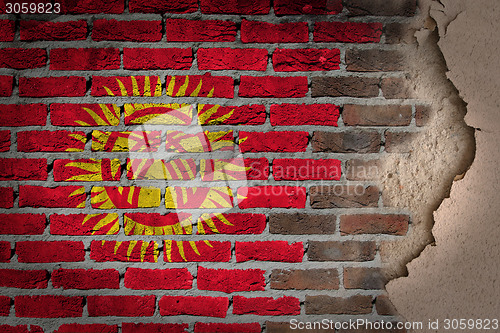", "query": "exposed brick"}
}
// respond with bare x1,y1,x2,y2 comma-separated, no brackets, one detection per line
16,241,85,263
166,19,236,42
164,240,231,262
270,269,339,290
19,186,85,208
92,19,162,42
0,269,48,289
0,187,13,208
18,131,86,152
239,76,308,98
274,0,342,14
59,0,124,14
314,21,382,43
15,295,83,318
0,75,13,96
376,295,399,315
346,49,406,72
416,105,431,126
201,0,269,14
308,241,376,261
269,213,336,235
0,20,14,41
198,104,266,125
197,267,265,293
0,214,46,235
0,241,10,262
129,0,197,13
122,323,188,333
92,76,161,97
305,295,373,315
90,240,159,263
266,322,333,333
0,325,44,333
166,74,234,98
0,159,47,181
195,323,261,333
385,131,418,153
0,48,47,69
270,103,339,126
235,241,303,262
124,48,192,70
239,131,308,153
197,213,267,235
0,296,9,316
51,214,119,235
385,23,417,44
273,49,340,71
198,48,268,71
245,158,270,180
381,77,414,99
87,295,155,317
94,132,162,152
159,296,228,318
53,158,121,182
343,105,412,126
123,212,191,235
346,159,381,181
345,0,416,16
166,186,233,209
0,131,9,152
340,214,410,235
312,76,380,98
312,131,381,153
238,186,306,209
50,48,120,71
273,159,341,180
91,186,161,209
310,185,379,208
52,269,119,290
344,267,387,289
55,324,118,333
0,104,47,127
50,103,119,127
19,77,86,97
241,20,308,43
20,20,87,41
124,268,193,290
233,296,300,315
